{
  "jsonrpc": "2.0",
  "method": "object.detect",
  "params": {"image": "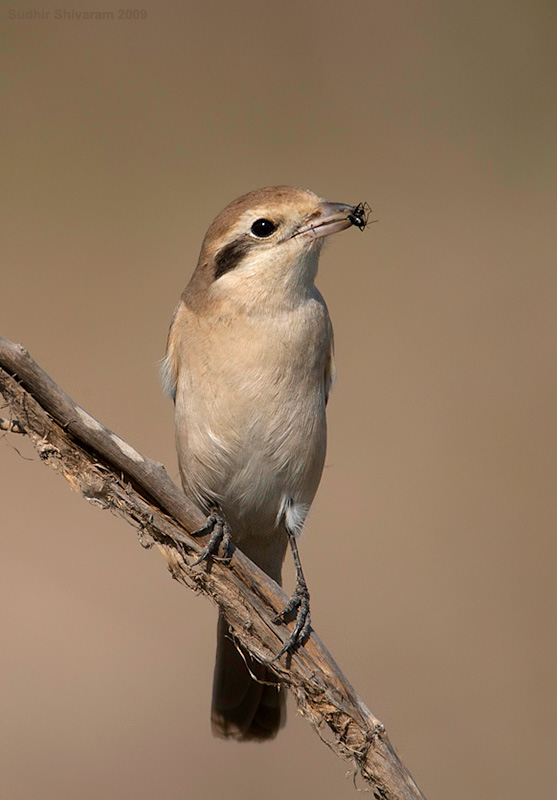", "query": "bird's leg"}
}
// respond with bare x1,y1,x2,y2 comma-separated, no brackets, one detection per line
273,527,311,658
190,506,232,565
